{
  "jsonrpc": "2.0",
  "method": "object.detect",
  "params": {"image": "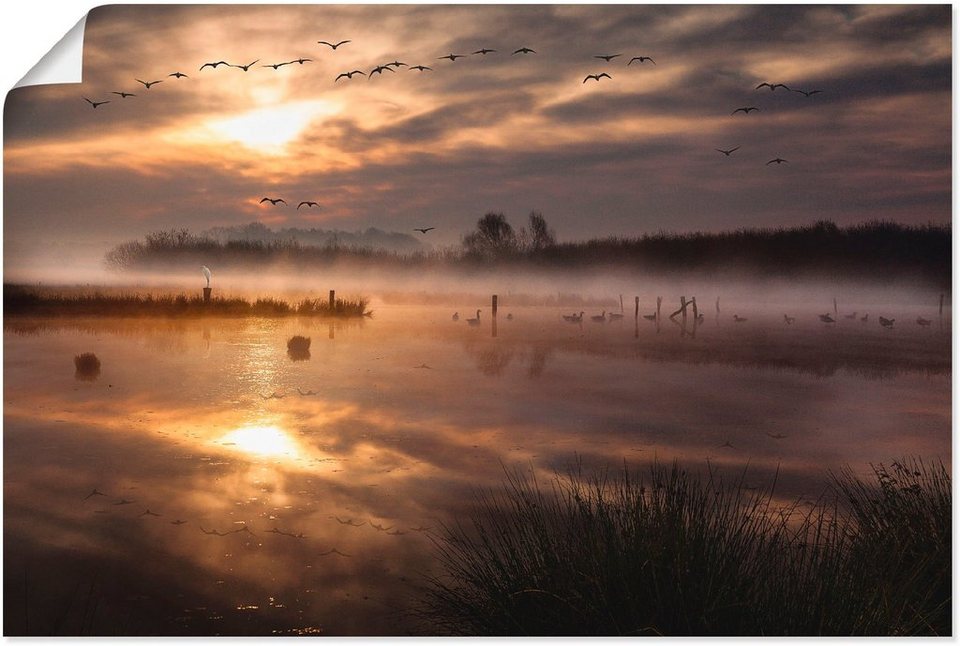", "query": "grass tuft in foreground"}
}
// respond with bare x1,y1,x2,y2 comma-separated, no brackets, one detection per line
422,458,950,636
